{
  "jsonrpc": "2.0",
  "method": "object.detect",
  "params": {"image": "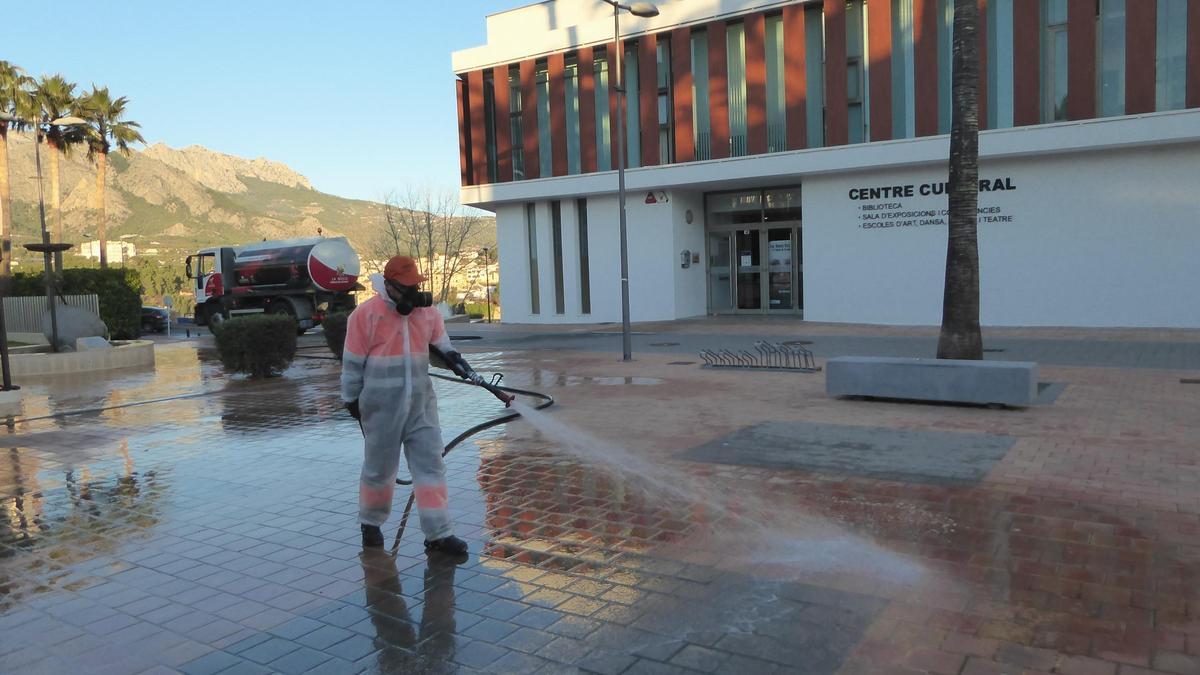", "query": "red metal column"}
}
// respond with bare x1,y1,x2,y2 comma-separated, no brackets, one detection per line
520,59,540,179
783,4,808,150
549,53,568,176
1013,0,1041,126
468,70,487,184
1188,0,1200,108
867,0,894,140
672,27,695,162
745,13,768,155
639,35,659,167
708,21,731,159
456,76,471,186
1125,0,1156,114
914,0,940,136
1066,0,1096,120
493,65,513,182
578,47,598,174
977,0,989,130
824,0,849,146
